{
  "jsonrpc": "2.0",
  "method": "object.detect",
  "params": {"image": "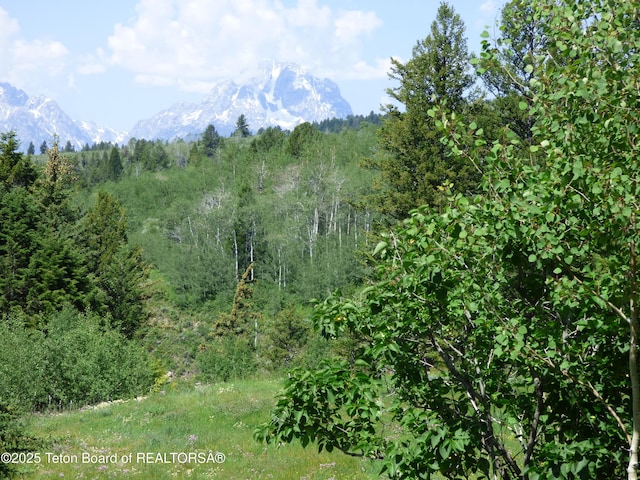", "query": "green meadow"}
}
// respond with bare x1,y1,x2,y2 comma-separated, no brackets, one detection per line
18,378,379,479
